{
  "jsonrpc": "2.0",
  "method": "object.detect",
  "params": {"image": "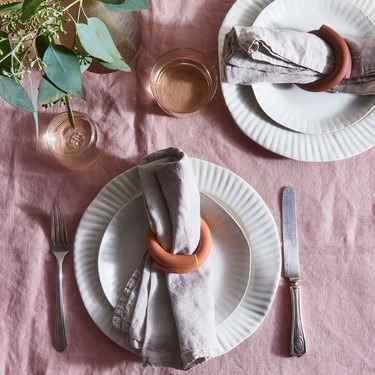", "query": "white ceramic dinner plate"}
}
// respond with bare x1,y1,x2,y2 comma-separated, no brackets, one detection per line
74,158,281,356
252,0,375,135
98,193,251,325
219,0,375,161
